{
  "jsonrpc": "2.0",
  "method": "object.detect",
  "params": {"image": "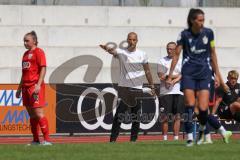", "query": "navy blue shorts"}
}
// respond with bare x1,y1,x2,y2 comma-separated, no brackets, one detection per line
180,76,211,91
